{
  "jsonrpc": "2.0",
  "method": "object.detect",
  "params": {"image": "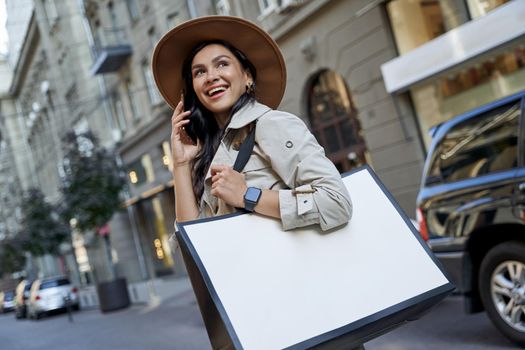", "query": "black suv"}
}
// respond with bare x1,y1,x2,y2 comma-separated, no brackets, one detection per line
417,90,525,346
